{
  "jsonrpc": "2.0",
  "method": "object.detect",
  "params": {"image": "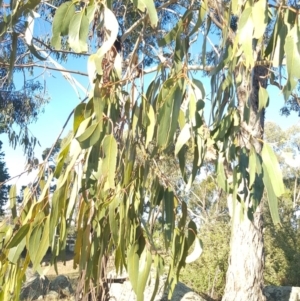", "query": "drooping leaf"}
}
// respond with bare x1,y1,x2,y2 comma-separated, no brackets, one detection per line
258,86,269,111
157,81,185,149
150,255,164,301
51,1,75,49
252,0,268,39
68,10,90,53
261,143,285,197
8,237,26,264
145,104,155,148
136,246,152,301
76,122,102,149
163,189,174,249
175,123,191,155
249,147,257,187
9,184,17,220
127,240,139,293
262,163,280,224
101,134,117,190
32,217,50,271
73,103,86,134
6,224,30,249
283,27,300,100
